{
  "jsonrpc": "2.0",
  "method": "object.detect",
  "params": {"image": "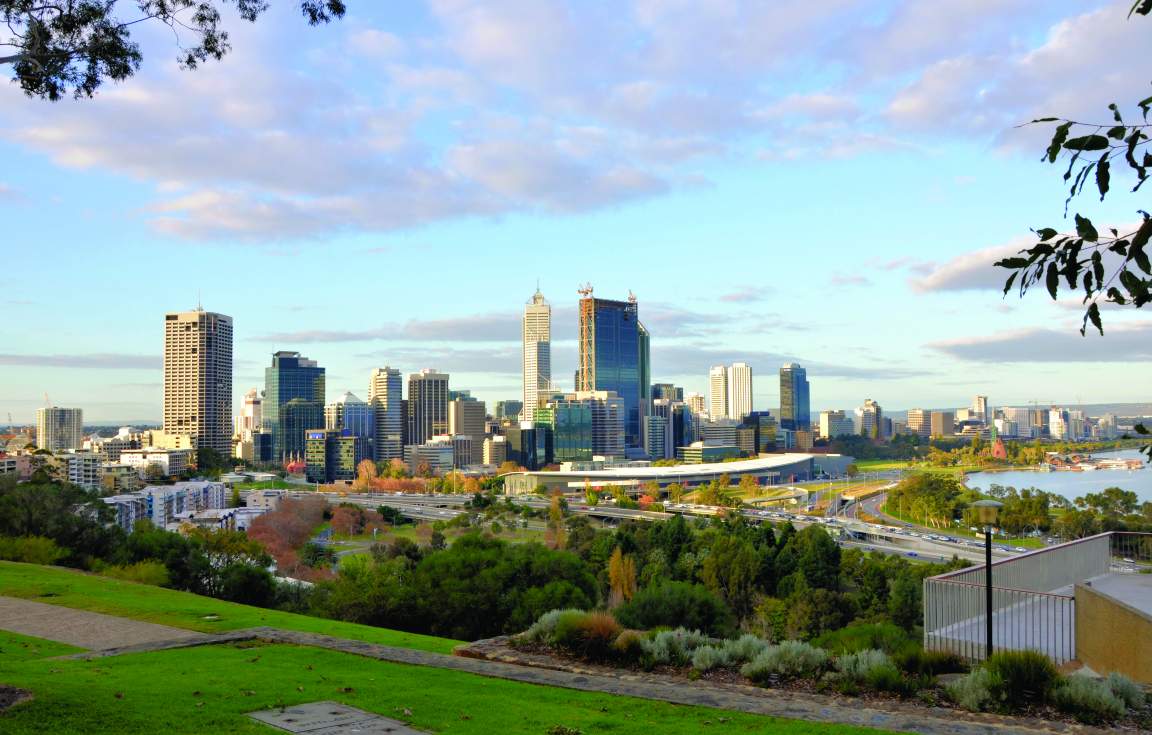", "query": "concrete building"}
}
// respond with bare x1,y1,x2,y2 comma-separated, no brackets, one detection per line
59,451,102,491
726,362,753,420
448,396,486,465
483,435,507,467
407,369,449,444
119,448,193,478
685,392,707,416
856,399,883,439
779,363,811,431
522,287,552,420
930,410,955,438
263,351,325,462
368,366,403,462
102,481,227,531
100,463,141,493
85,429,142,463
1049,408,1070,440
699,419,739,446
819,410,855,440
235,388,262,440
906,409,931,438
163,309,233,457
405,439,455,475
36,407,83,452
708,365,727,420
970,395,989,424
